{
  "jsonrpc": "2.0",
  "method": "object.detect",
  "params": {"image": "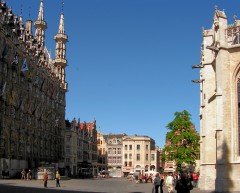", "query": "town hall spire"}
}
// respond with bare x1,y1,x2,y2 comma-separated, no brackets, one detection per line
54,0,68,90
34,0,47,49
